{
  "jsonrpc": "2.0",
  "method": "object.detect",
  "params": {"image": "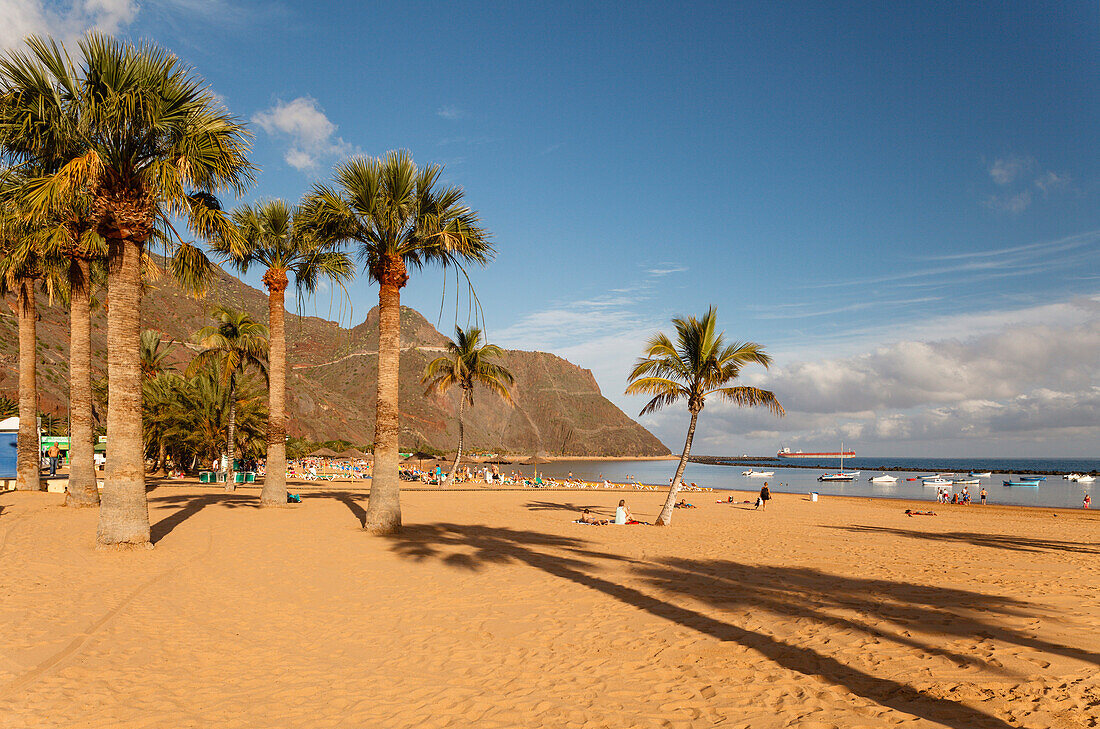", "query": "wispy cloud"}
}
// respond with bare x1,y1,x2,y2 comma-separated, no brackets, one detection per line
988,156,1031,186
1034,170,1071,195
437,105,467,120
252,96,354,171
647,265,688,276
984,190,1032,213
